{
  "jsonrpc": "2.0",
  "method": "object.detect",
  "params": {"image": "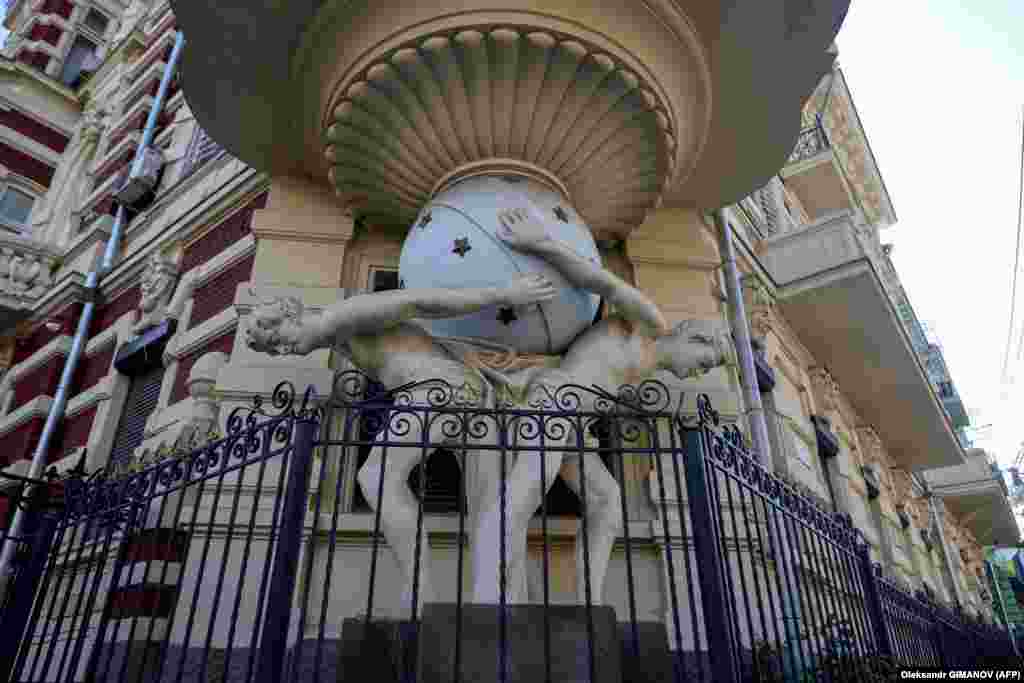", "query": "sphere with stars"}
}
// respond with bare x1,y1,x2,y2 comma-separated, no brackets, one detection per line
398,174,601,355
